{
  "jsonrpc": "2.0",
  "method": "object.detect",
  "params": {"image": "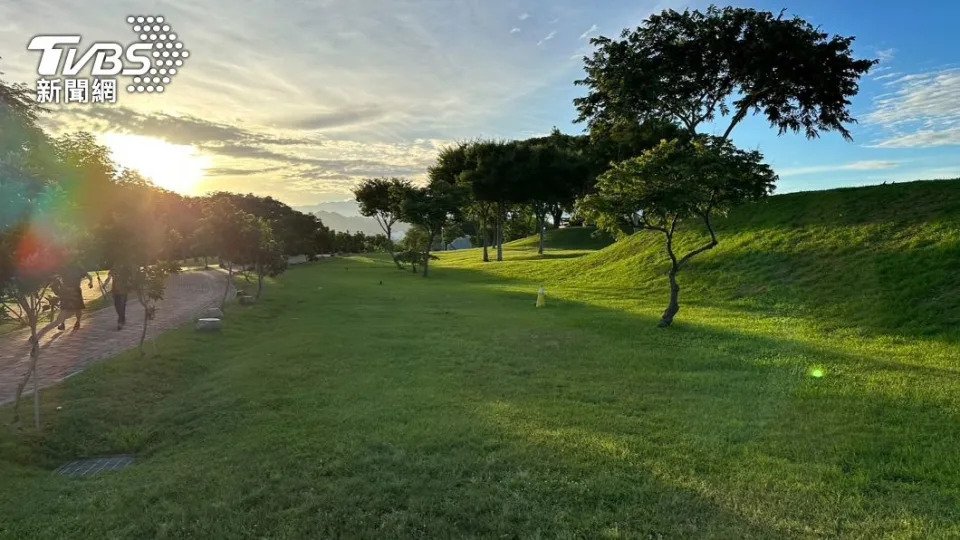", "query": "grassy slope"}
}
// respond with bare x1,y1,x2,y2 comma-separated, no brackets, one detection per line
1,180,959,538
450,179,960,338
